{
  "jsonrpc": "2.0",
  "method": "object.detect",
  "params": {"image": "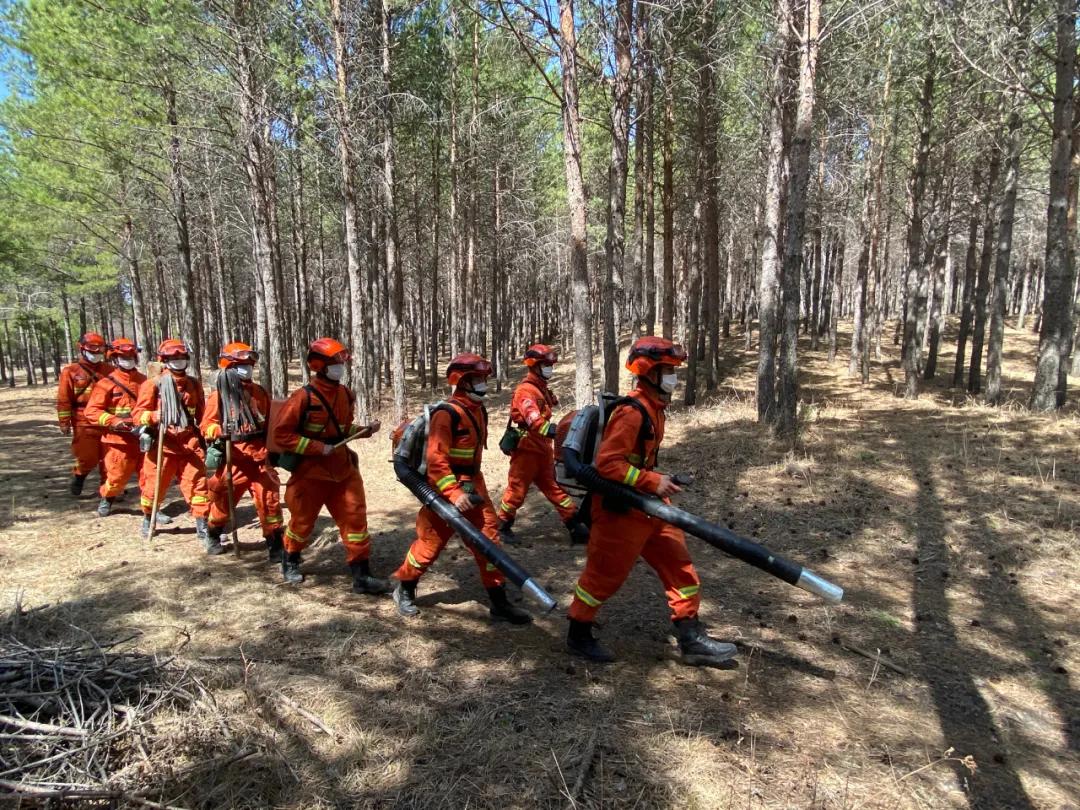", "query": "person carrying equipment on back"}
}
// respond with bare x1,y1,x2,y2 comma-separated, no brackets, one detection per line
132,339,212,546
566,337,736,666
269,338,388,593
84,338,157,519
496,344,589,545
56,332,111,496
200,342,283,558
391,354,531,624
